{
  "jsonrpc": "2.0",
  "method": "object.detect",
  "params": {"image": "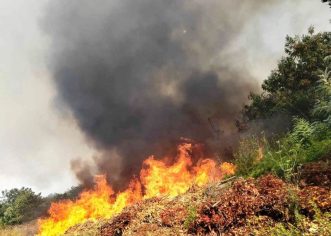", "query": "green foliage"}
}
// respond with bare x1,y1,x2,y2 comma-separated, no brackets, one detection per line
0,185,83,227
266,210,331,236
240,38,331,181
184,206,197,229
234,136,262,176
288,118,315,146
47,186,82,202
235,118,331,181
244,29,331,121
255,139,301,181
234,134,303,181
309,205,331,235
0,188,42,226
268,223,302,236
287,189,303,225
312,56,331,125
